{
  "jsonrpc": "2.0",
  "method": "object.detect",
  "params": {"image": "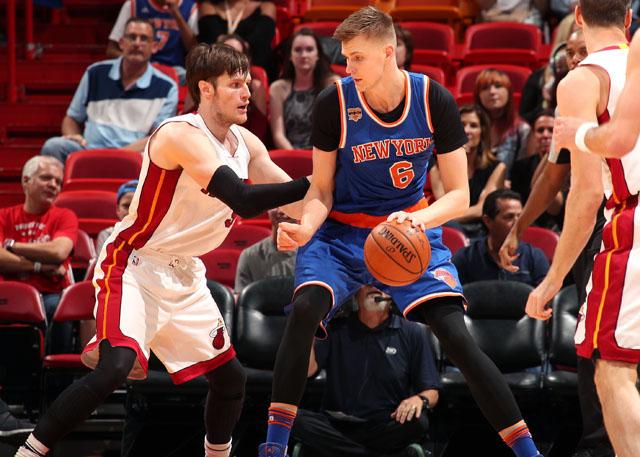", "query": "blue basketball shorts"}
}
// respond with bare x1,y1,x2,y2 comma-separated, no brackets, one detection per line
294,219,465,335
